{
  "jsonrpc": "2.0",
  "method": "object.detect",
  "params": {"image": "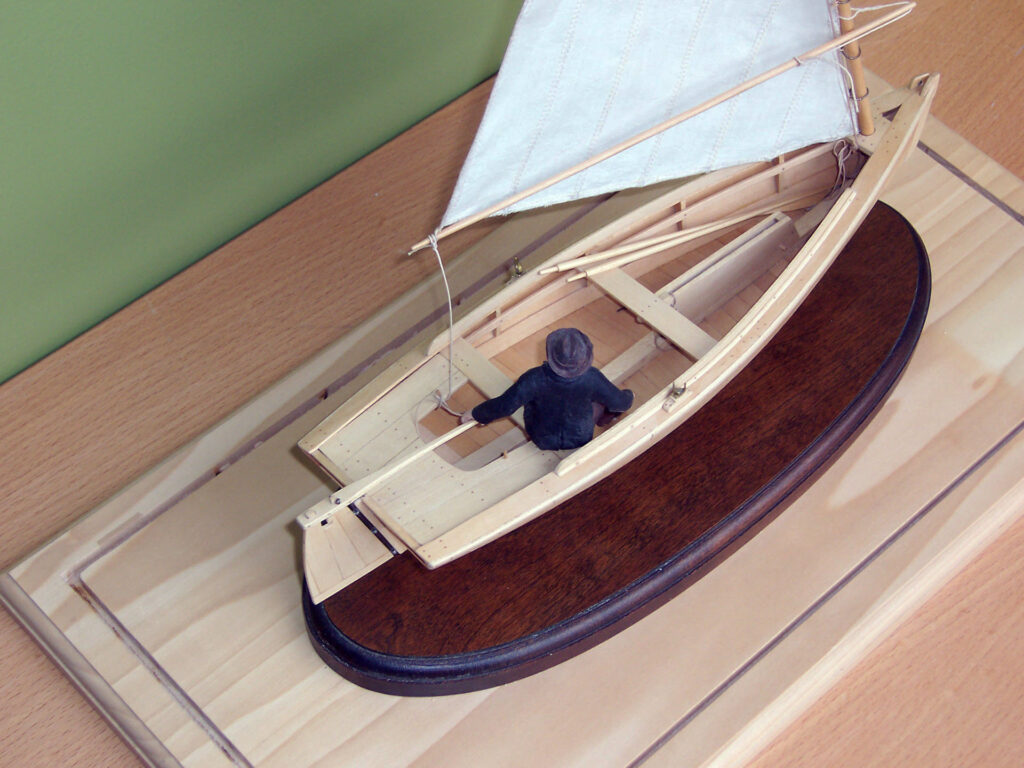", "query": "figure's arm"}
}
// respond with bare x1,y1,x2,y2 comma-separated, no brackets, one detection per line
590,369,634,413
469,378,526,424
